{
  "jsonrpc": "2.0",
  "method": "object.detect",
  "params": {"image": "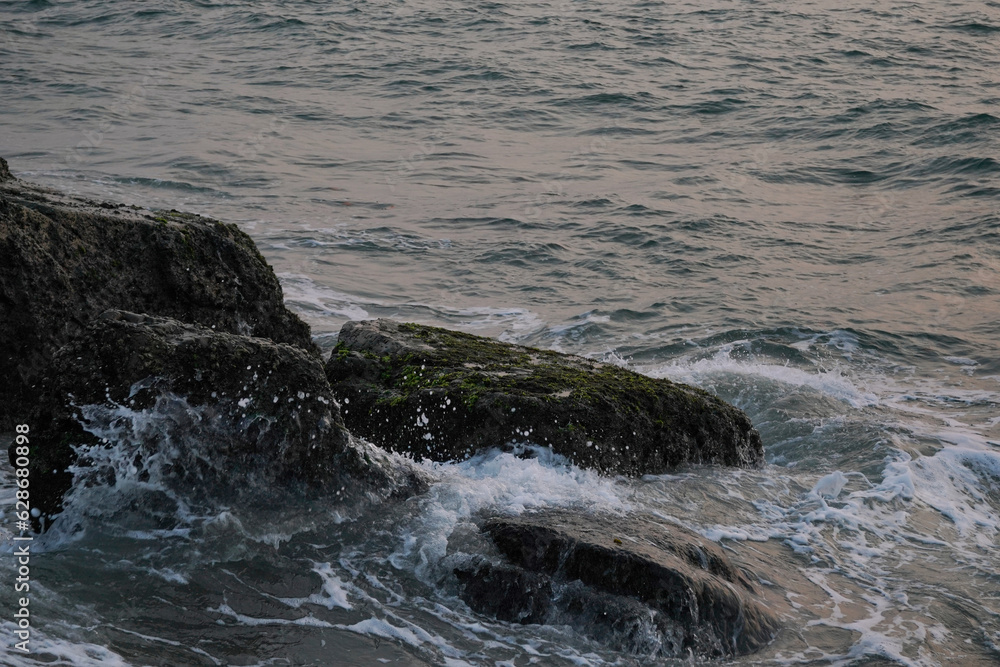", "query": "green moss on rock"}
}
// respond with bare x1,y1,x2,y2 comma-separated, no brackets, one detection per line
325,319,764,475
